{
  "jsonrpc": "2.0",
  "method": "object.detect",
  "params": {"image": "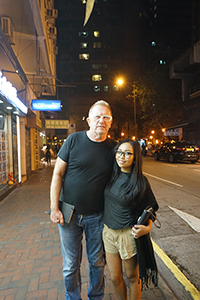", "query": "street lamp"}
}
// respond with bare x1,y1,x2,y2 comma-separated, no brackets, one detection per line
132,83,137,138
117,78,124,86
